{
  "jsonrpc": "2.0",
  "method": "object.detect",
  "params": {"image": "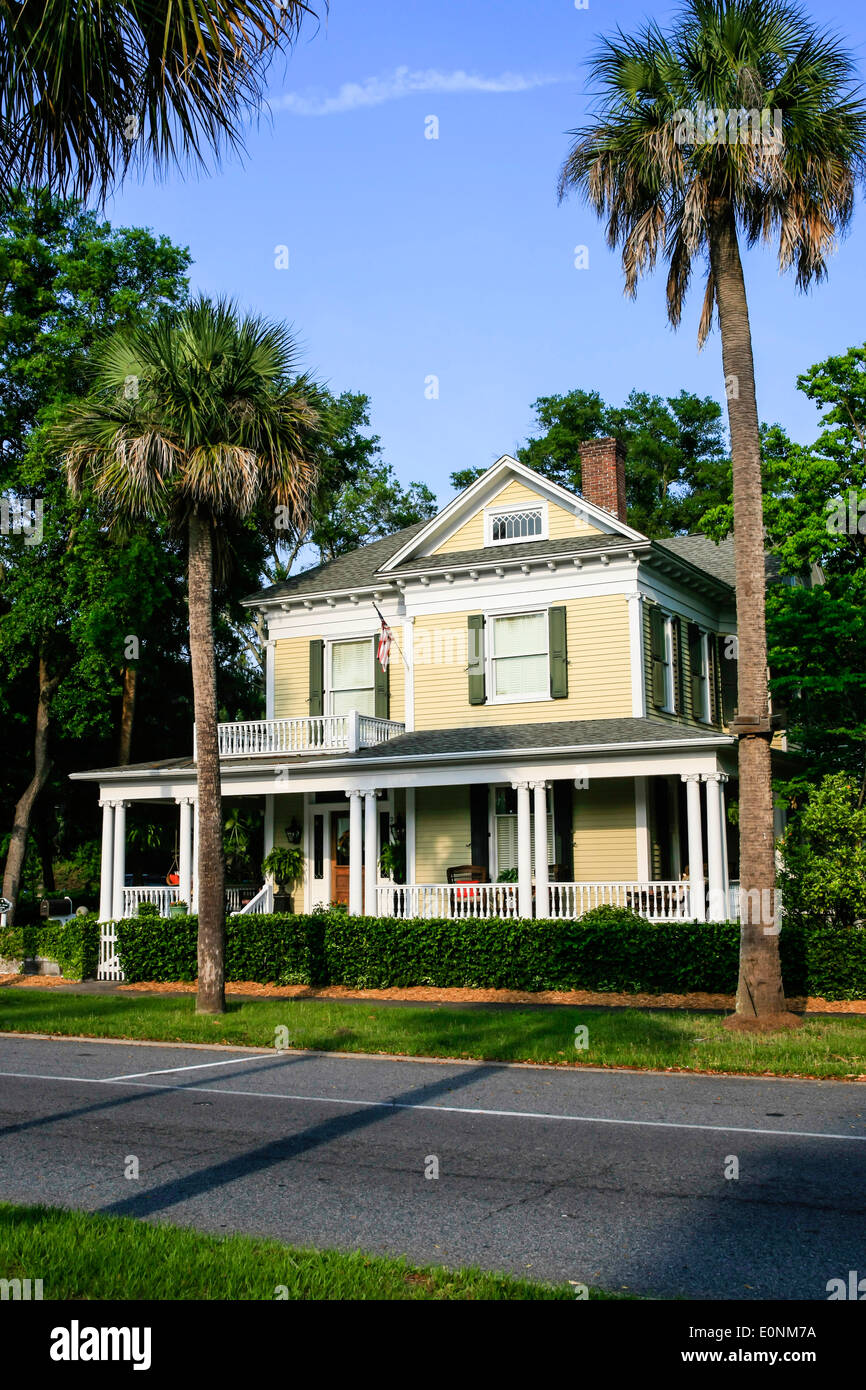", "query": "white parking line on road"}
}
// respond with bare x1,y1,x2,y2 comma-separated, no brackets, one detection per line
103,1056,260,1081
0,1068,865,1144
